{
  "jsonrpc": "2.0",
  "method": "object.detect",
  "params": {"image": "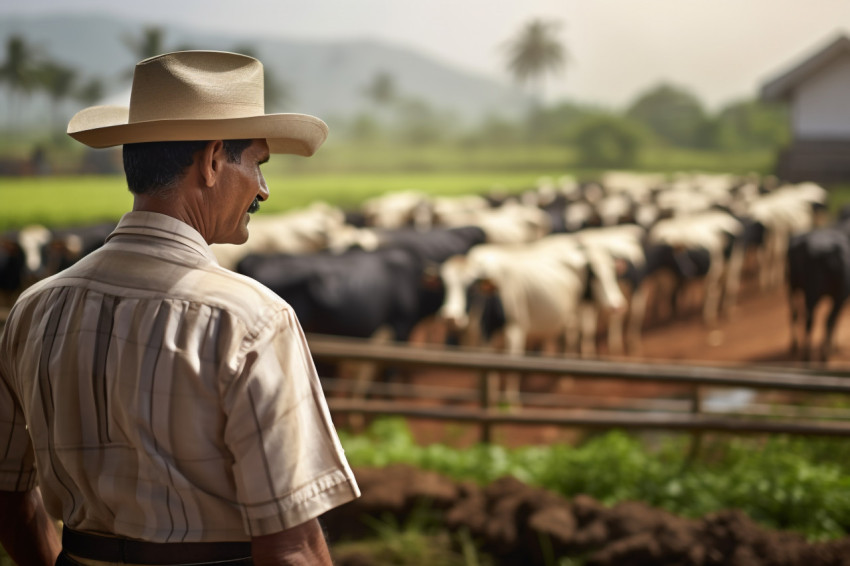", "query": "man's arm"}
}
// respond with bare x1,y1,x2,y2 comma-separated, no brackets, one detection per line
251,518,333,566
0,488,61,566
